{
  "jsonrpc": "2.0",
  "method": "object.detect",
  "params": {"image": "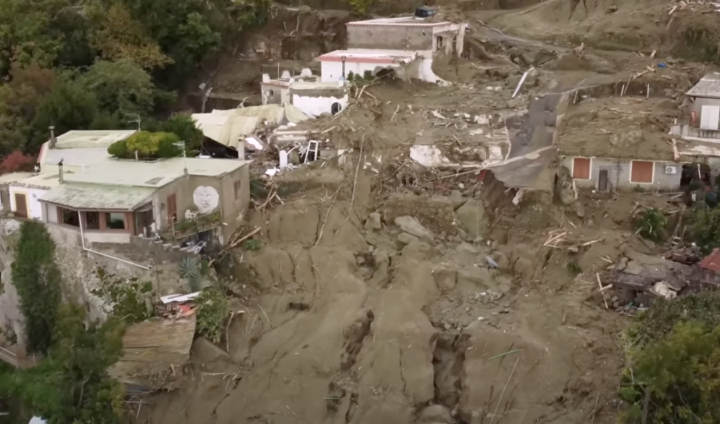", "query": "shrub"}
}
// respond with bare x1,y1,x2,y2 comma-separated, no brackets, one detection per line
691,205,720,254
243,239,262,251
195,287,229,343
0,151,35,174
634,208,667,242
107,131,181,159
